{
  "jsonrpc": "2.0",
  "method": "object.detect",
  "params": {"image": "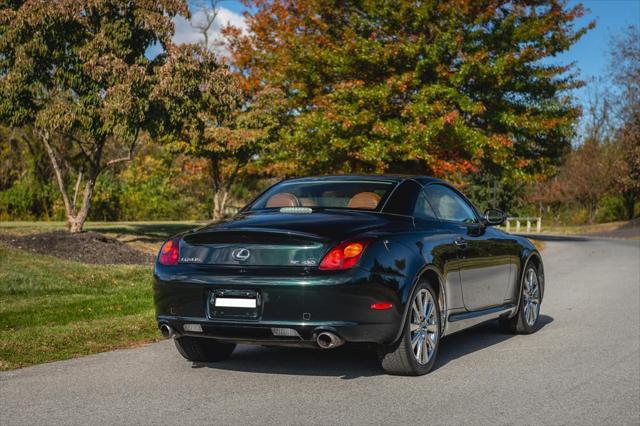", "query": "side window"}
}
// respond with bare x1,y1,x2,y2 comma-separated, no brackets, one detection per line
423,185,477,223
414,191,438,221
383,180,422,216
